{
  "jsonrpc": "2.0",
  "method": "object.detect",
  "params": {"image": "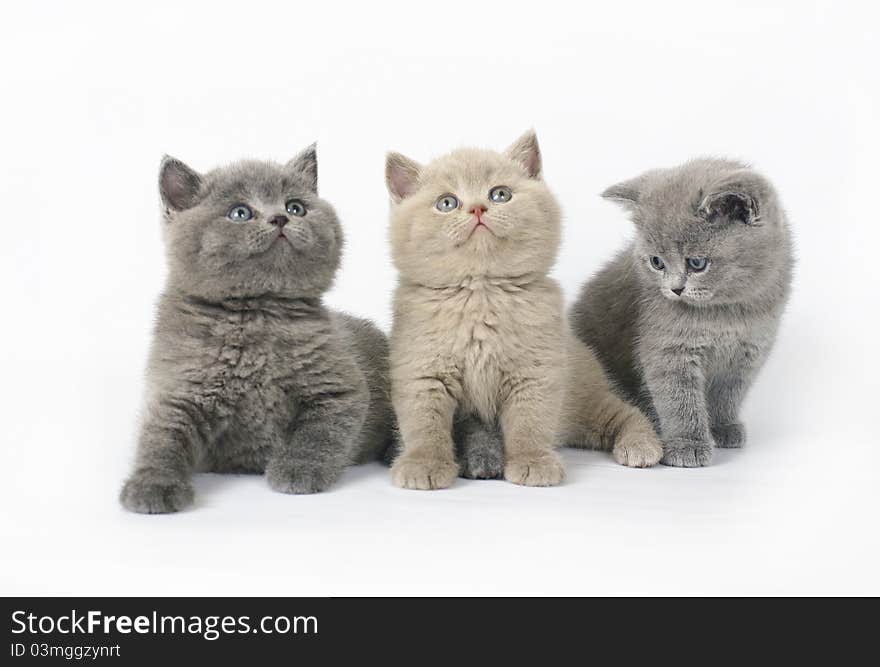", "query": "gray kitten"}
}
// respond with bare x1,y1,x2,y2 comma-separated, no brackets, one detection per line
571,158,792,467
120,146,395,513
